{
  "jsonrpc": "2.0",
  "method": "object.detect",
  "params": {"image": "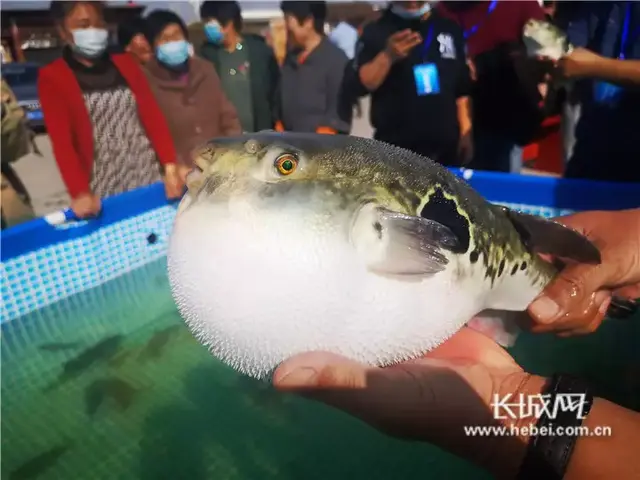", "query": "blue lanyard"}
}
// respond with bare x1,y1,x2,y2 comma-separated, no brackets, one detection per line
619,2,636,59
421,26,435,60
463,0,498,40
